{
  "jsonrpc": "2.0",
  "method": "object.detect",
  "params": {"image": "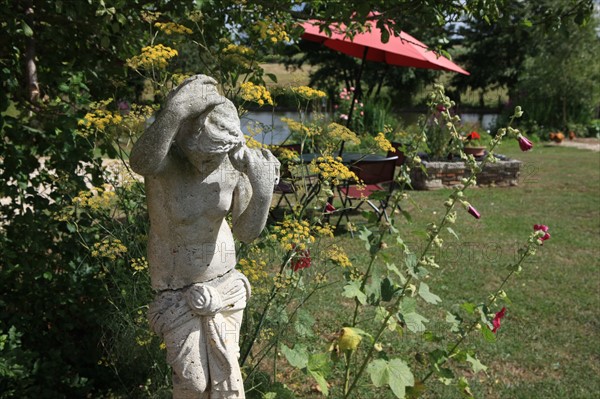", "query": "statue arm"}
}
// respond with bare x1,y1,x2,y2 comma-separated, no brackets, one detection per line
130,75,225,176
230,147,280,243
